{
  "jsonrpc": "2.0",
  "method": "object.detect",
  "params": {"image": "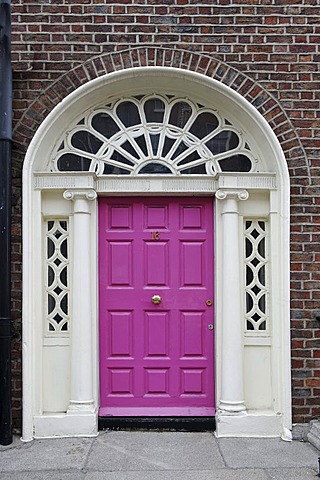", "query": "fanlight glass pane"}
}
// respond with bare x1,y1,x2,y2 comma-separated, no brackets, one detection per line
206,131,239,155
144,99,165,123
103,164,130,174
162,137,176,157
189,112,219,139
134,135,148,156
57,153,91,171
92,113,120,138
139,163,172,174
169,102,192,128
171,141,188,160
177,151,201,166
150,134,160,155
121,140,140,159
180,164,207,174
71,131,103,154
219,154,252,172
110,151,135,166
116,101,141,127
